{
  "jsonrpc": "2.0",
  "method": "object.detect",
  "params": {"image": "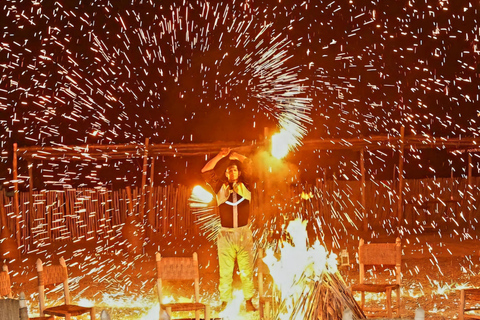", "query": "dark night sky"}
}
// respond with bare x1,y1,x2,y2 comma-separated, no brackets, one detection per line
0,0,479,189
